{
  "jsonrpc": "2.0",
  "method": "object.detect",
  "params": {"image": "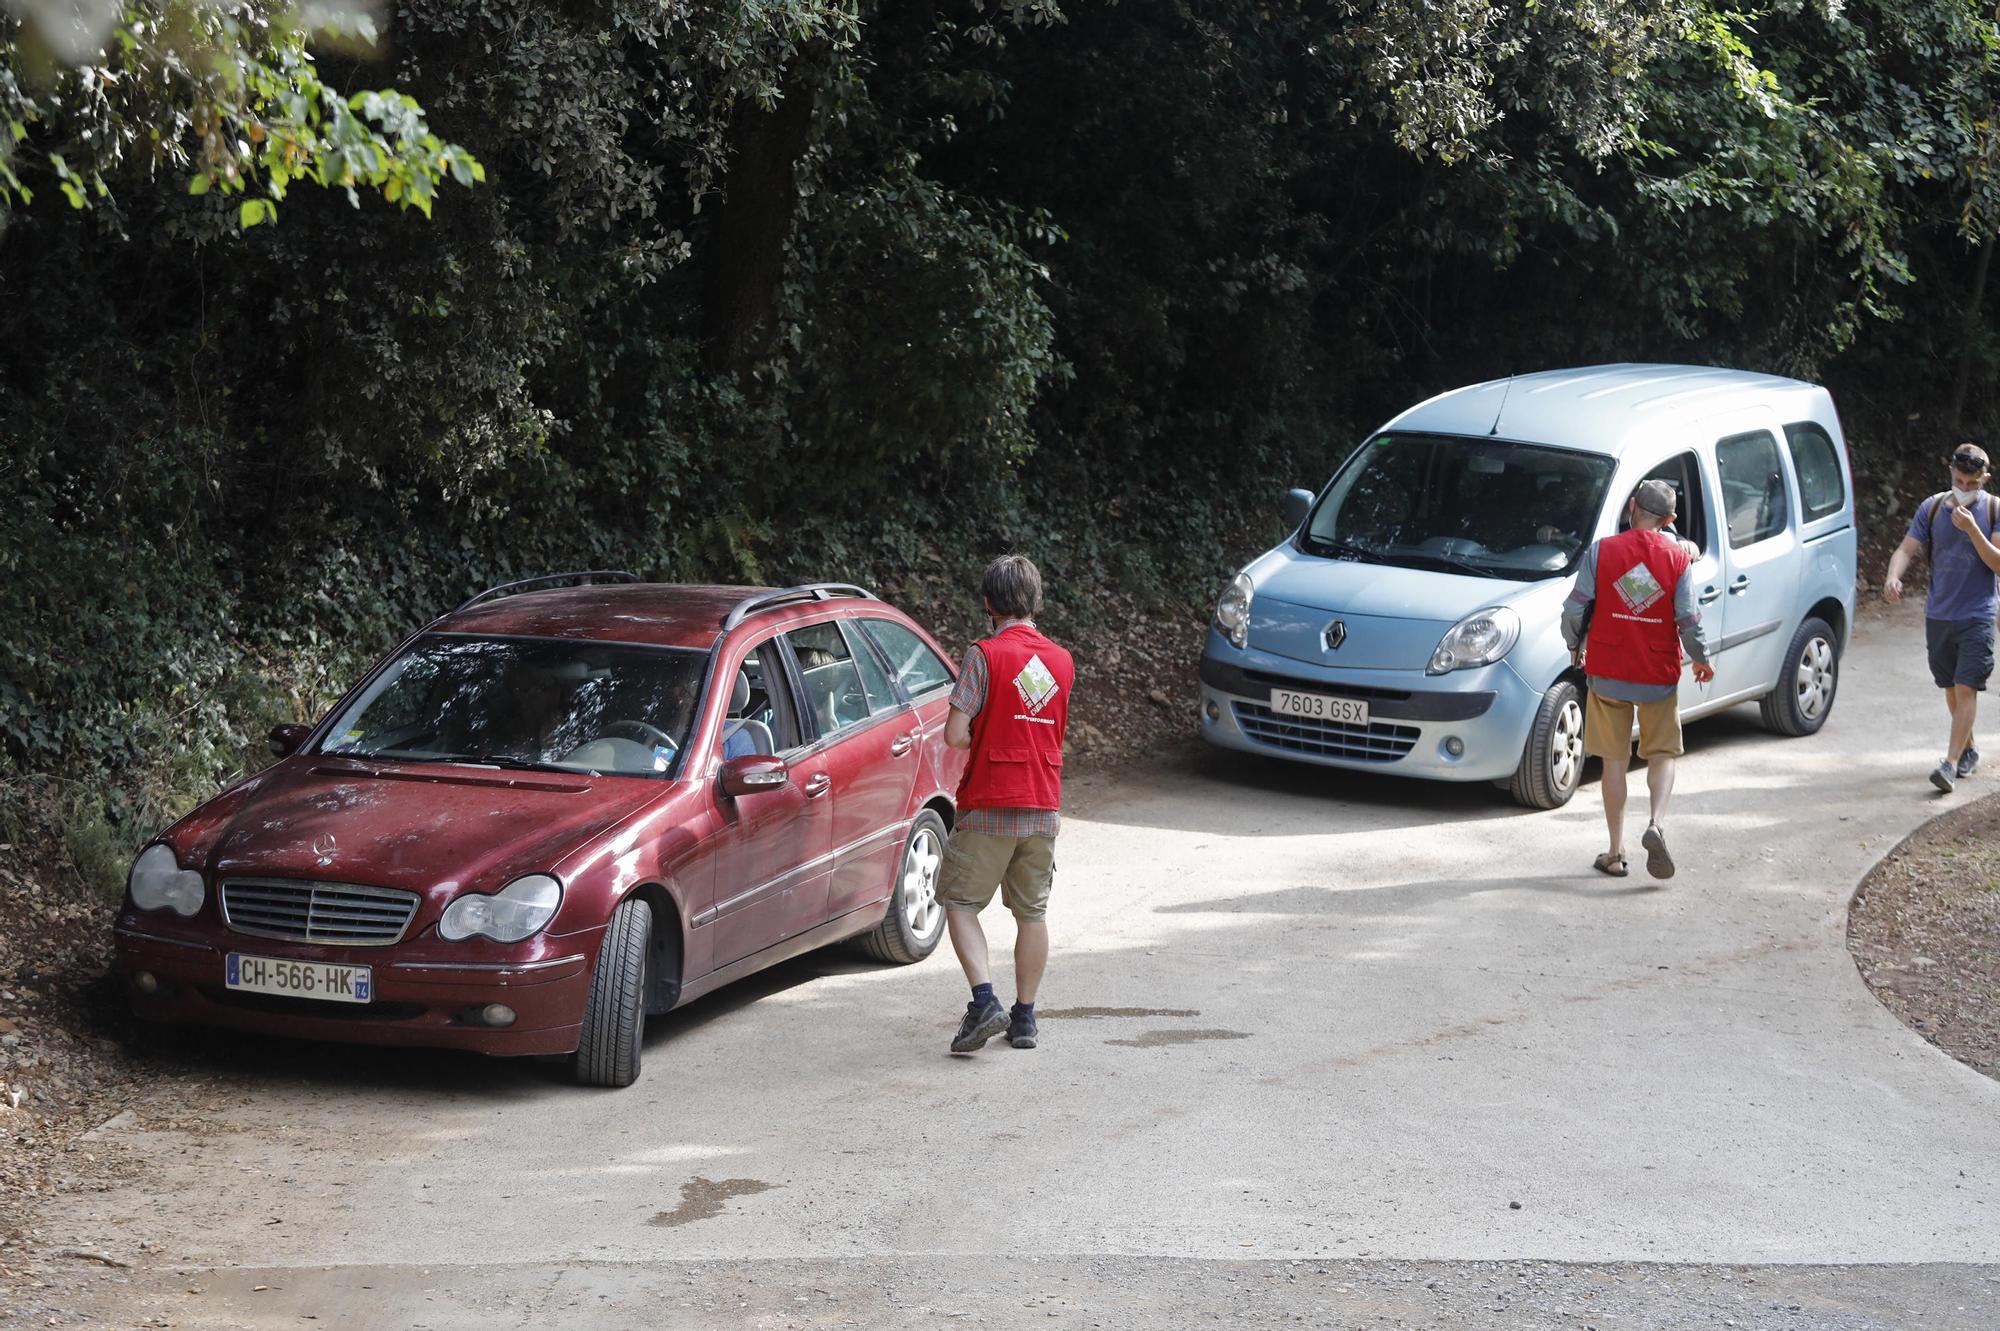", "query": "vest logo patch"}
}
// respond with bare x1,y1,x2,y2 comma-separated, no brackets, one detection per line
1613,561,1666,615
1014,654,1060,714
